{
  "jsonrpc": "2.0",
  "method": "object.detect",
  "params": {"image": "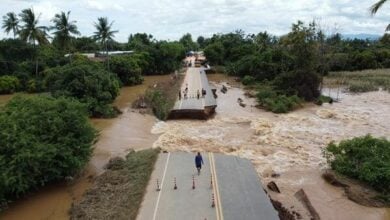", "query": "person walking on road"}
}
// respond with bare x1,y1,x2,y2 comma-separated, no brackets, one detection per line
195,152,204,175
